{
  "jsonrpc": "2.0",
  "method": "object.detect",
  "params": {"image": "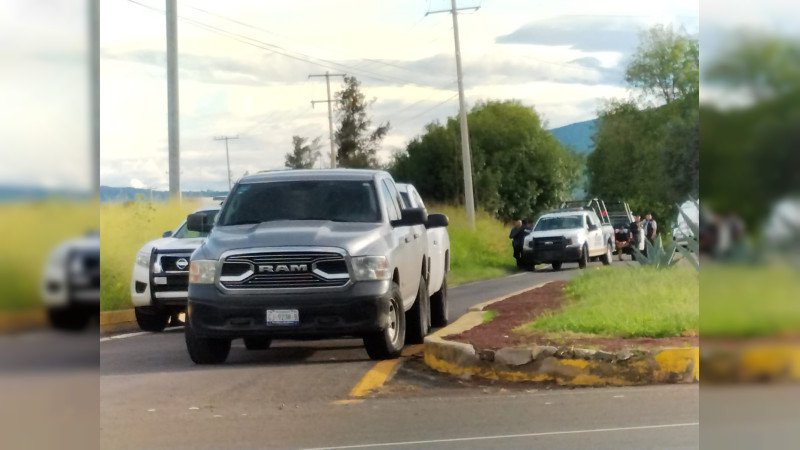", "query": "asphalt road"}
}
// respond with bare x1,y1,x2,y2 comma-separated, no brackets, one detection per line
100,260,698,449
